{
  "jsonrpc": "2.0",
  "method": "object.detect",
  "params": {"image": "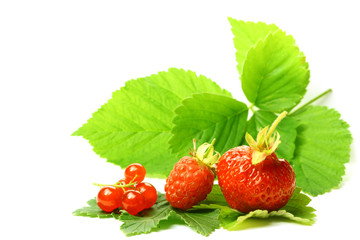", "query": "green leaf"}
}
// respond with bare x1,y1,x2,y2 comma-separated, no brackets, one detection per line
119,192,220,236
72,198,121,219
224,209,312,230
215,187,315,230
174,209,221,236
200,184,228,206
73,68,231,178
75,188,315,235
281,187,316,220
290,106,352,196
228,18,279,75
245,111,299,160
169,93,248,156
119,192,173,236
242,30,310,112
